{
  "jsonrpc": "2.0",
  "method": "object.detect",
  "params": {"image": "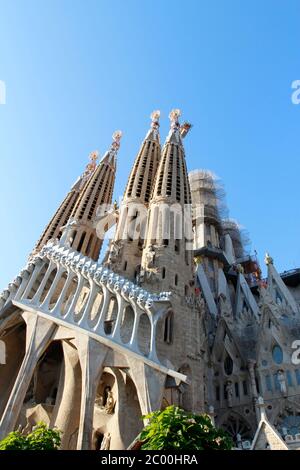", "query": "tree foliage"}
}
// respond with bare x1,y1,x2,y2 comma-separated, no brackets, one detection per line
140,405,233,450
0,422,61,450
